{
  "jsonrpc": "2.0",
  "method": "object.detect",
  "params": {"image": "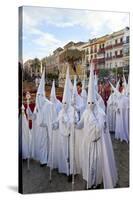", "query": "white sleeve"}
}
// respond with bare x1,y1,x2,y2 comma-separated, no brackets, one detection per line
76,113,84,129
26,107,33,120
